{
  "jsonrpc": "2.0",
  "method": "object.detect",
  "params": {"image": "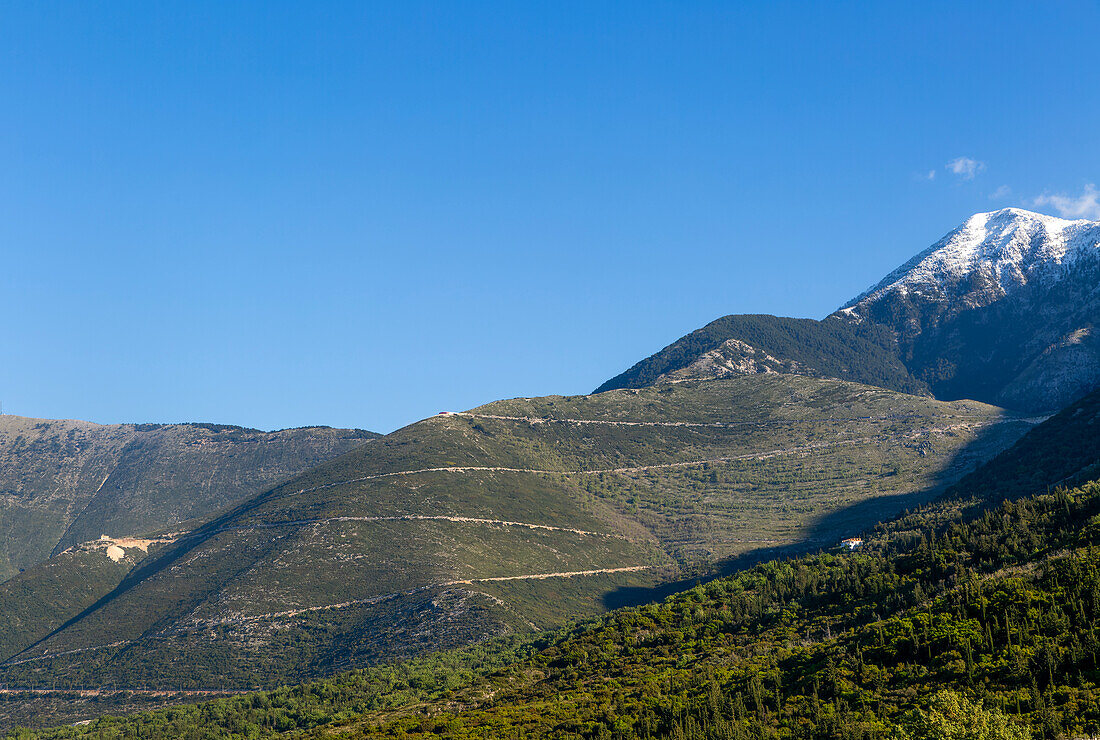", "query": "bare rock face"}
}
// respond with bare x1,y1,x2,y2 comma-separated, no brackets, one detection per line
658,338,817,382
